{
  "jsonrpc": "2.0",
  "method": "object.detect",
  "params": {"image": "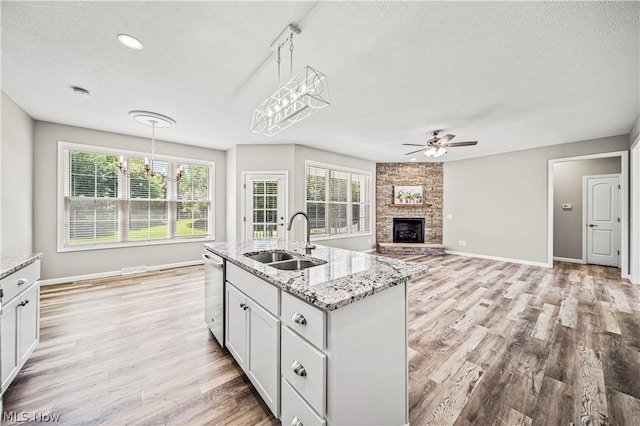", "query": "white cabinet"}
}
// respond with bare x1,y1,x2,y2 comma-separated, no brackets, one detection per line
225,284,247,367
0,259,40,394
225,279,280,417
1,296,19,391
221,261,408,425
280,283,408,426
246,296,280,414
